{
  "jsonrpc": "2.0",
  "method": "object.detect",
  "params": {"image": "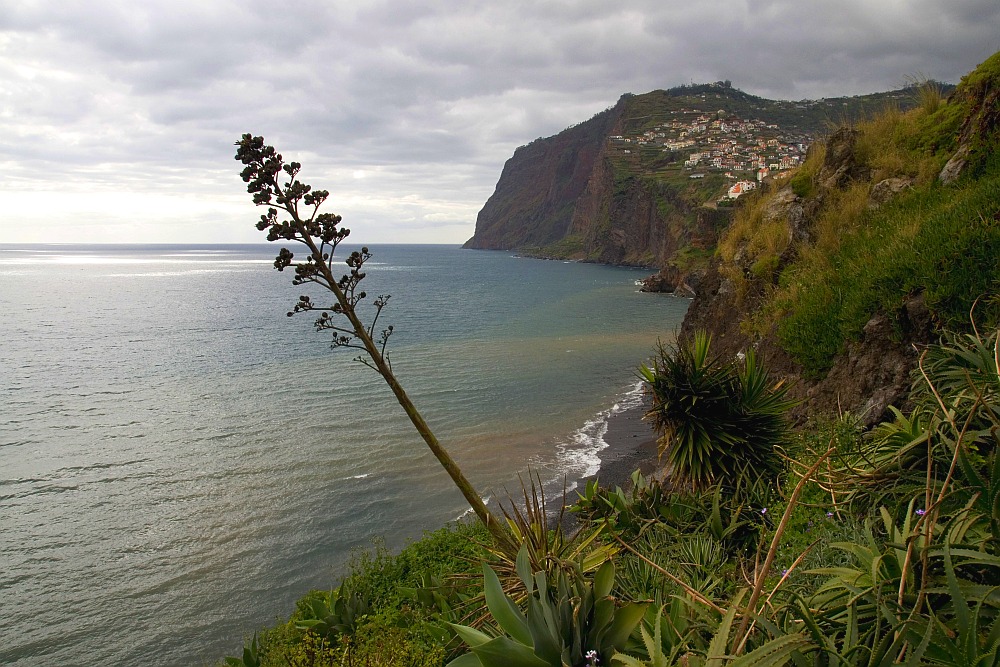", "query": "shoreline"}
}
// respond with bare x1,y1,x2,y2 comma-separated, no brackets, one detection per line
579,398,659,493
